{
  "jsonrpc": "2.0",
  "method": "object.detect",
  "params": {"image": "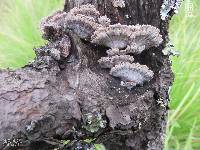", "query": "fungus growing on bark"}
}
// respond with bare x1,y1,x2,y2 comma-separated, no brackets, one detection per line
64,15,100,39
91,24,163,54
111,0,126,8
91,24,133,49
110,62,154,89
91,23,161,89
98,55,134,68
64,5,101,39
40,10,67,40
98,16,111,27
